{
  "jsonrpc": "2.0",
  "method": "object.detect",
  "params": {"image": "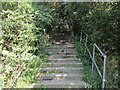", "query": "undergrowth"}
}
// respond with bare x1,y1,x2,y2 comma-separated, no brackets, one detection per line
73,37,102,88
